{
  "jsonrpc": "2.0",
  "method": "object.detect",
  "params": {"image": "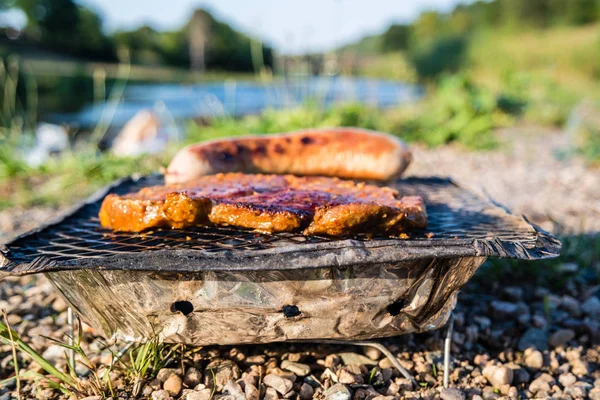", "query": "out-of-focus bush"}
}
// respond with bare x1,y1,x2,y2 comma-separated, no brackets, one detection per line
357,52,417,83
185,102,382,144
409,36,469,80
566,101,600,165
187,78,521,154
387,74,516,150
576,125,600,165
